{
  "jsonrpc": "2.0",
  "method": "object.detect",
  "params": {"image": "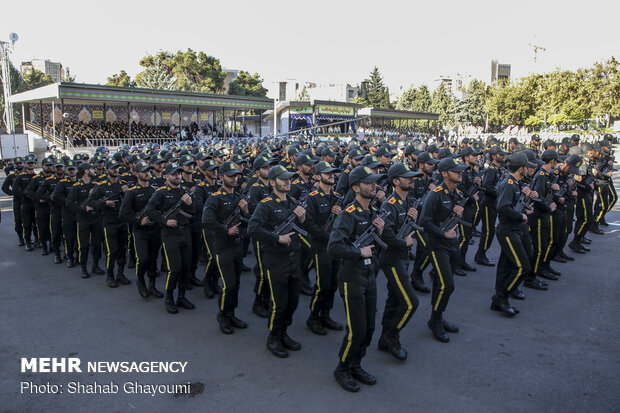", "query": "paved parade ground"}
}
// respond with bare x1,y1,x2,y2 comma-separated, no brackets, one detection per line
1,173,619,413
